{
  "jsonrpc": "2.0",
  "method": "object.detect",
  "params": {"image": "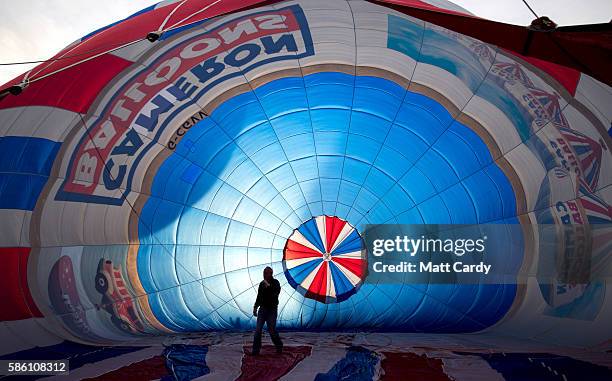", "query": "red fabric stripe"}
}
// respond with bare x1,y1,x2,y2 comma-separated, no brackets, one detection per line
505,51,581,96
580,198,611,216
285,240,322,260
325,216,346,253
238,345,312,381
0,247,43,321
0,54,132,113
307,261,328,297
377,0,473,17
381,352,452,381
333,257,364,278
163,0,275,30
83,355,168,381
